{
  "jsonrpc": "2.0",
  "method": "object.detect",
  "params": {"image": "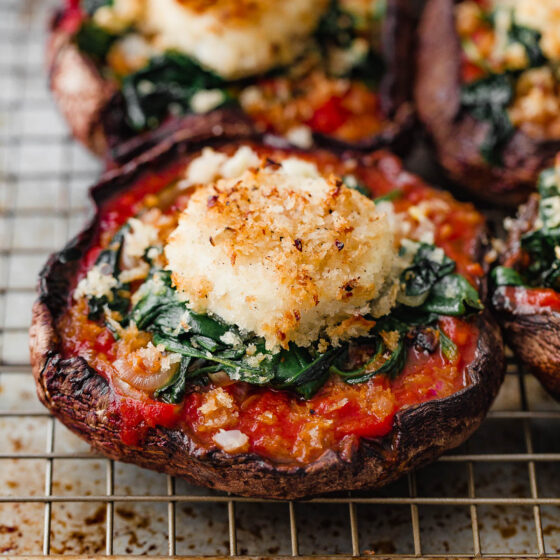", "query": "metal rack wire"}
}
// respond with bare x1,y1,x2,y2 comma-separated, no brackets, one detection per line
0,0,559,557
